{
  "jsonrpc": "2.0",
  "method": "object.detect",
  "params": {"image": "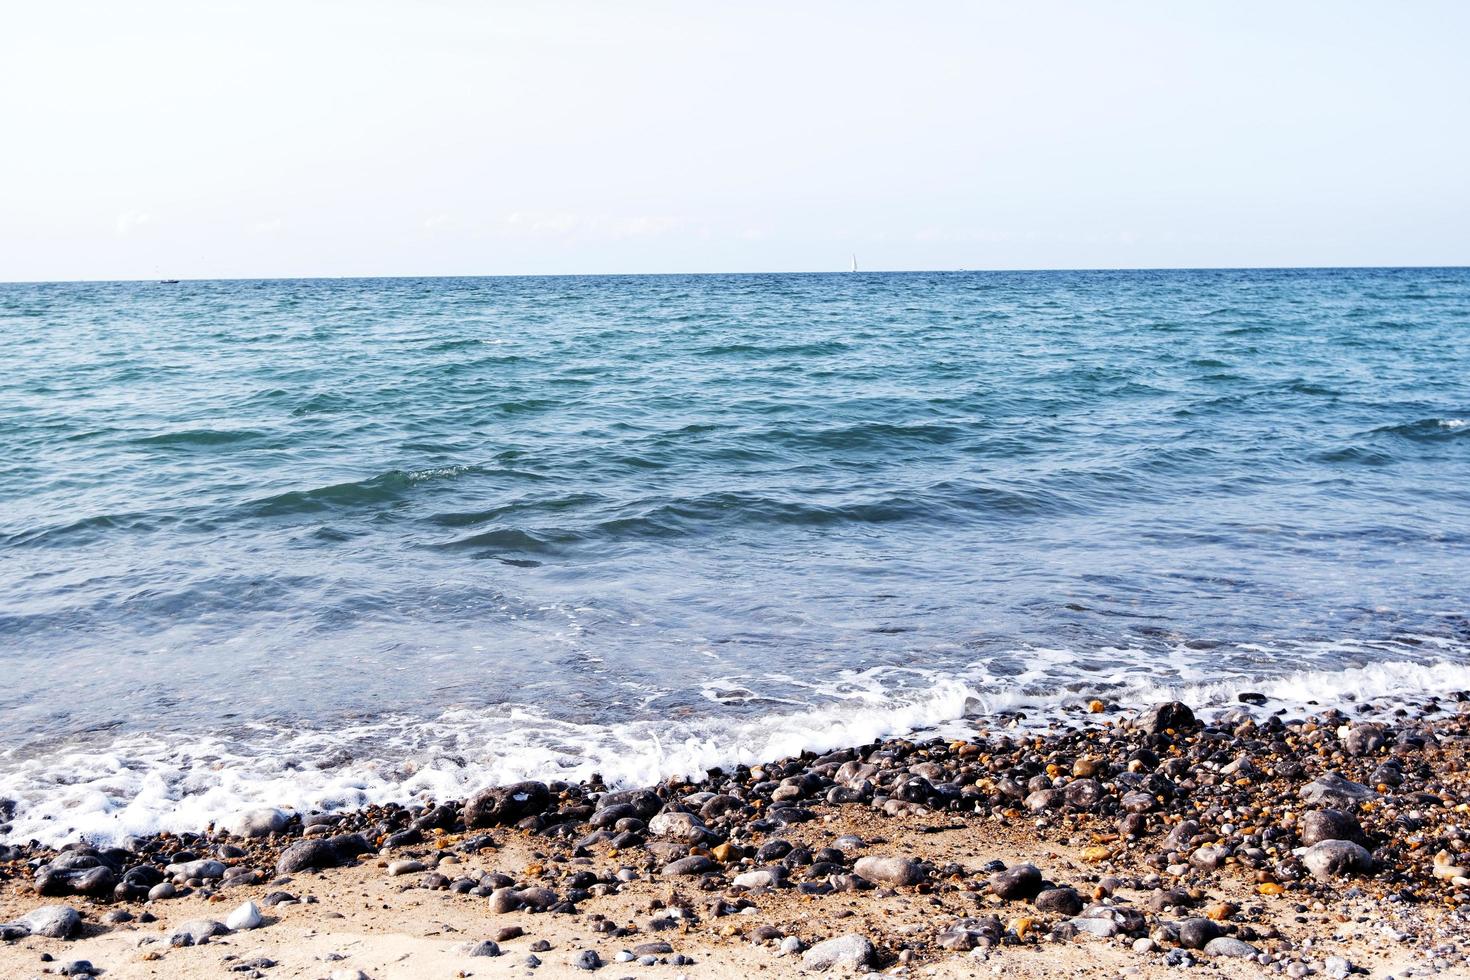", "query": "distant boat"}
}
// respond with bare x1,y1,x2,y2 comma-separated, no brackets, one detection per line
850,255,857,273
159,279,180,284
